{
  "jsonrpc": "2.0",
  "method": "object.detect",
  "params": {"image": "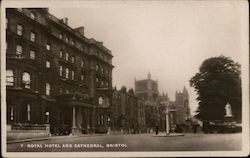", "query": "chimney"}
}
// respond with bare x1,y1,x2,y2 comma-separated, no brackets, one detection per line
62,17,68,25
74,26,85,36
